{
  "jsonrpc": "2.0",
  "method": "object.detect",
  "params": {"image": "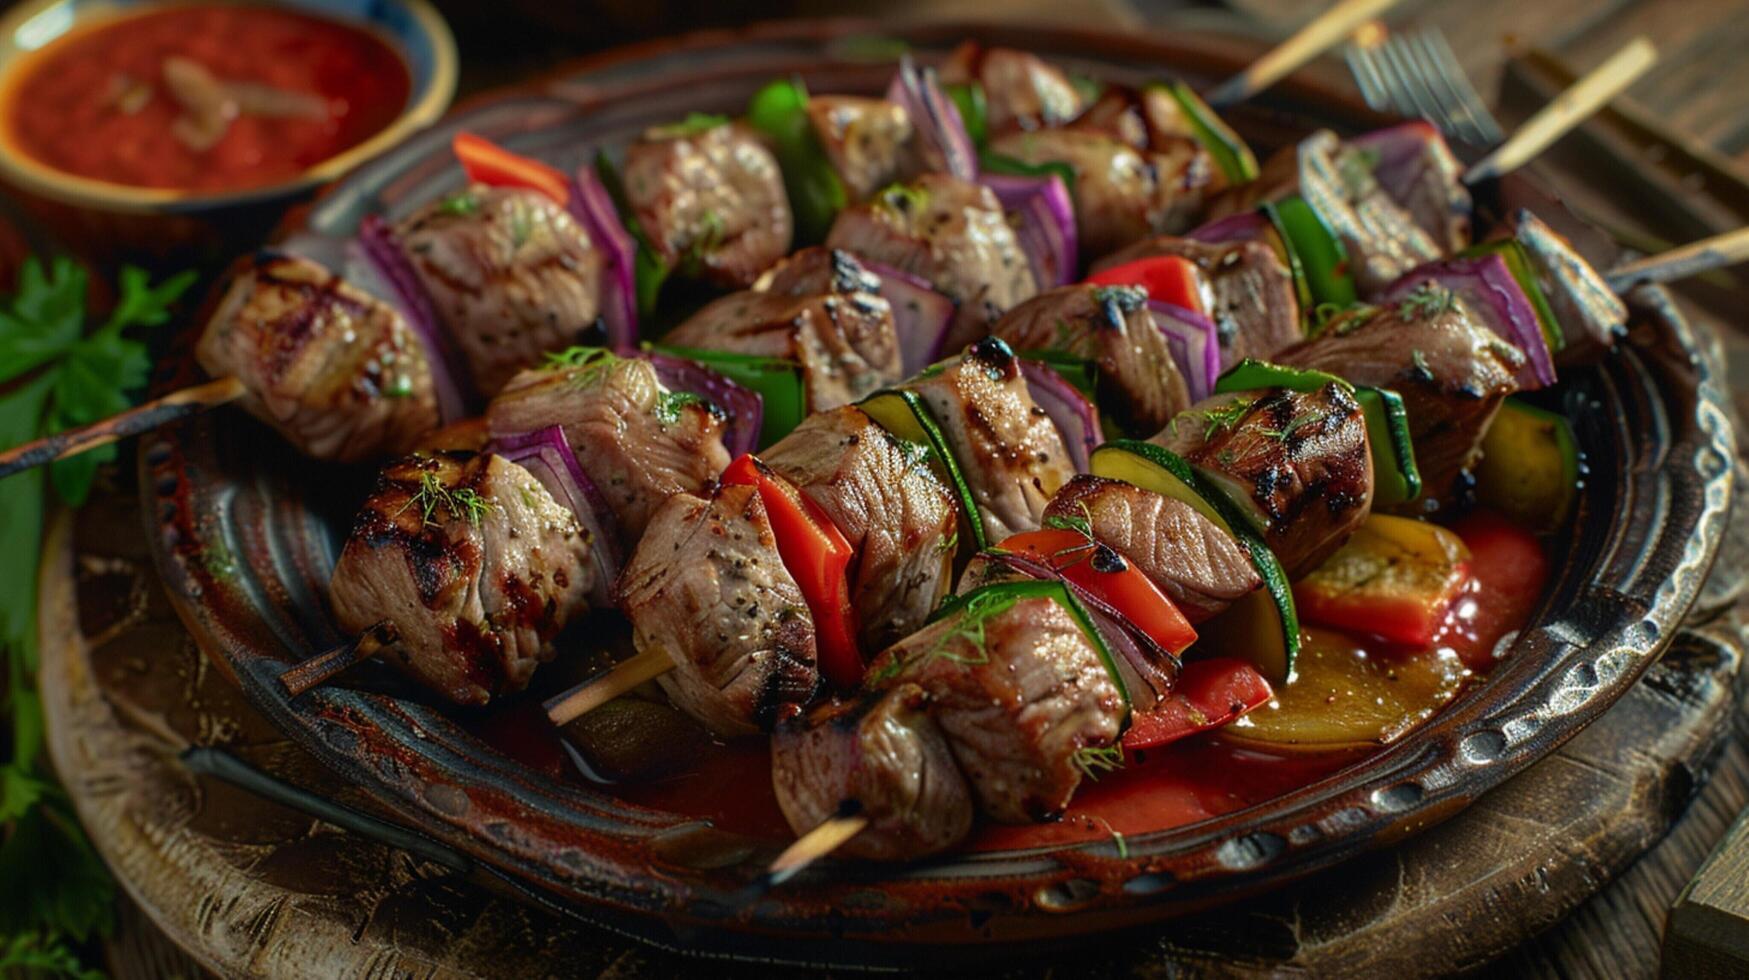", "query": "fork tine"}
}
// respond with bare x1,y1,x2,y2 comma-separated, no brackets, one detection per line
1420,28,1504,143
1344,43,1393,111
1404,31,1481,143
1382,35,1457,134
